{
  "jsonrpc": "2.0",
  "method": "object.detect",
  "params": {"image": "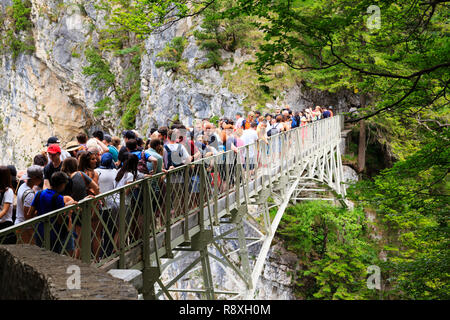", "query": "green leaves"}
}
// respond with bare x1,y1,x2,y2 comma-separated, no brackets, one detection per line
12,0,32,32
83,48,116,92
348,127,450,299
155,36,188,73
278,201,379,300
